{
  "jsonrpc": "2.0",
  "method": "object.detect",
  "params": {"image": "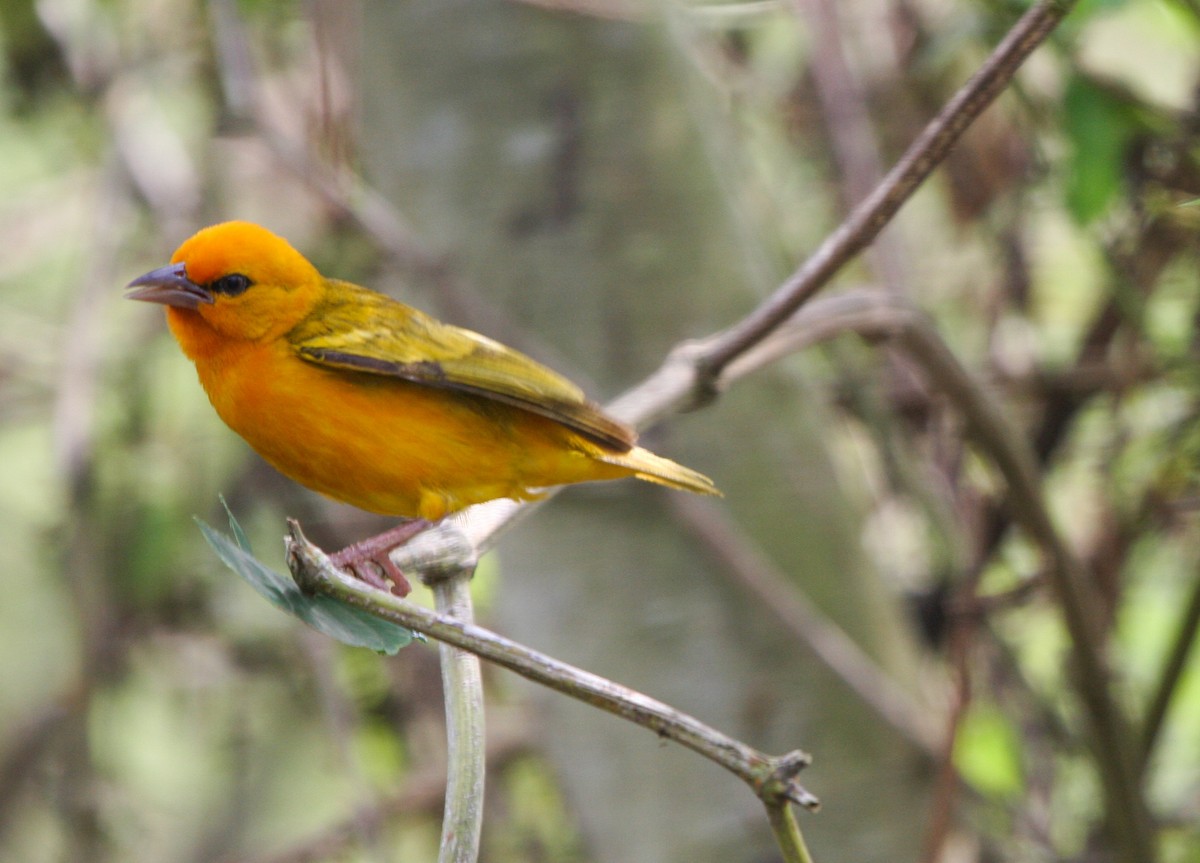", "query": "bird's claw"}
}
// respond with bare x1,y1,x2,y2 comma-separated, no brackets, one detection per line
341,555,412,598
328,519,431,598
